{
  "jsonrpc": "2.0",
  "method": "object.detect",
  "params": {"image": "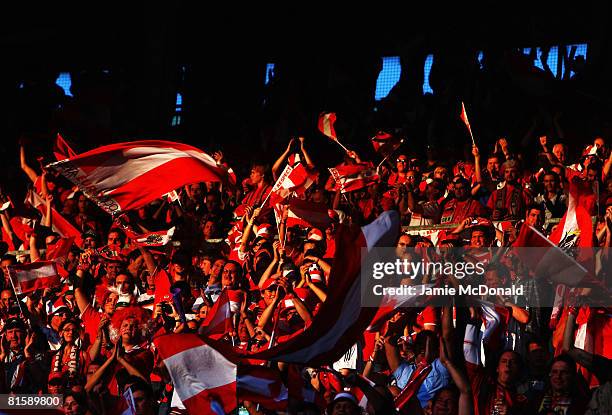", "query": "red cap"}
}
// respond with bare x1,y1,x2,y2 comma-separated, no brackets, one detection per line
260,278,279,291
